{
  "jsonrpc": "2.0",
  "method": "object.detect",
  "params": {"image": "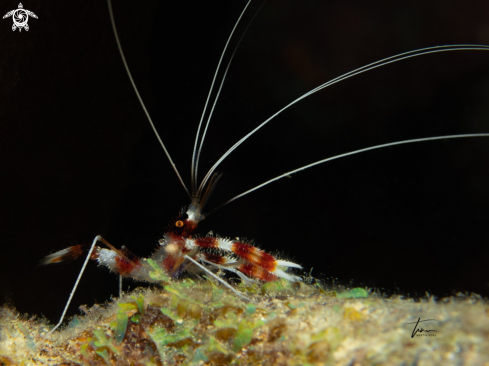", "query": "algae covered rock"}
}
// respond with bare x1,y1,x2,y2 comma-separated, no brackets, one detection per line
1,279,488,365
